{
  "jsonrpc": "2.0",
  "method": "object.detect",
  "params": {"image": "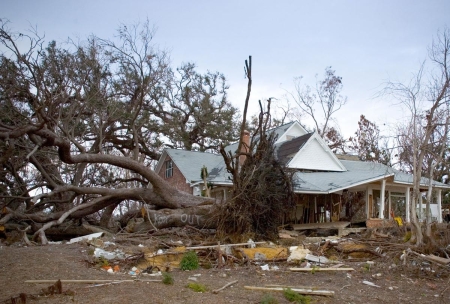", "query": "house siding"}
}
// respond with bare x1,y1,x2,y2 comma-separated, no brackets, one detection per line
276,123,308,143
290,138,343,171
157,156,193,194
